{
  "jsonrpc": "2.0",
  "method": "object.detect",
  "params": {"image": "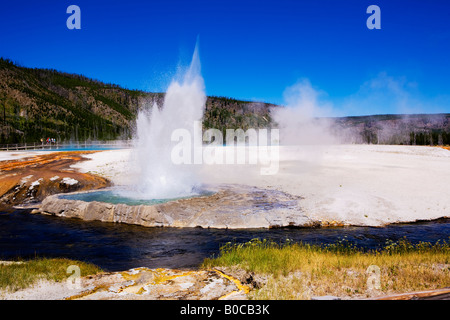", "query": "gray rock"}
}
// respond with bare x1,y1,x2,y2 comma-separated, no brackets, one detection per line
311,295,341,300
39,184,315,229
